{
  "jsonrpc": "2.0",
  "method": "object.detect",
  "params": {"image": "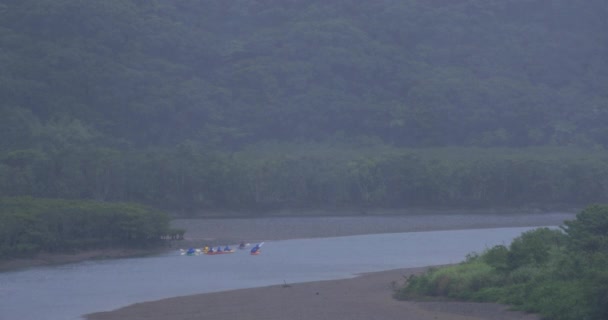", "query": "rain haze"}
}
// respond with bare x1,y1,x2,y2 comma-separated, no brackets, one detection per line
0,1,607,320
